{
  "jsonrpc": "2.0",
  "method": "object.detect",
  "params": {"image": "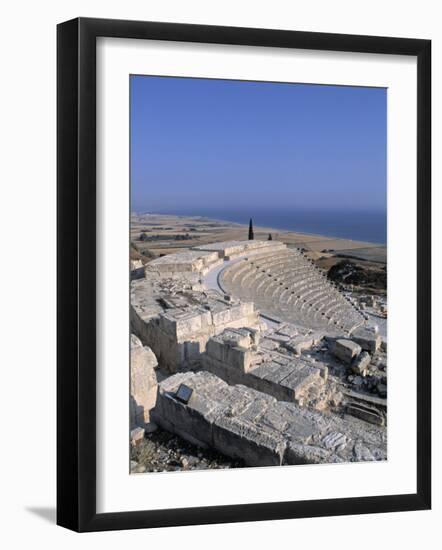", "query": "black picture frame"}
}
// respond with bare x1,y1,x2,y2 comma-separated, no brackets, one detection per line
57,17,431,532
